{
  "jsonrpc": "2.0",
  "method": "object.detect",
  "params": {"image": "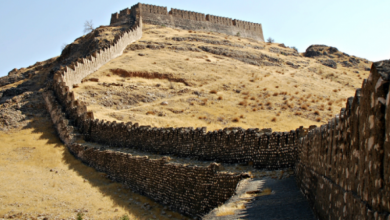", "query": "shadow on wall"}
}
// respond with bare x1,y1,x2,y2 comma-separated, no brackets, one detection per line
21,115,188,219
